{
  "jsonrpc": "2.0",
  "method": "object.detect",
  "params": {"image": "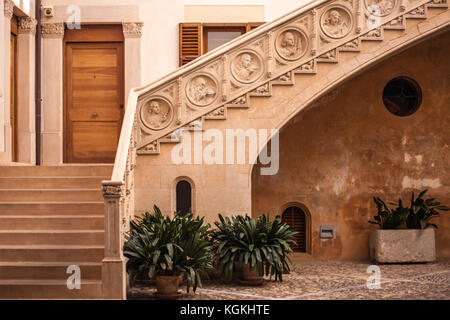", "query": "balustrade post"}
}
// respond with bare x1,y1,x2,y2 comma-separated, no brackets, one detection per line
101,181,127,300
